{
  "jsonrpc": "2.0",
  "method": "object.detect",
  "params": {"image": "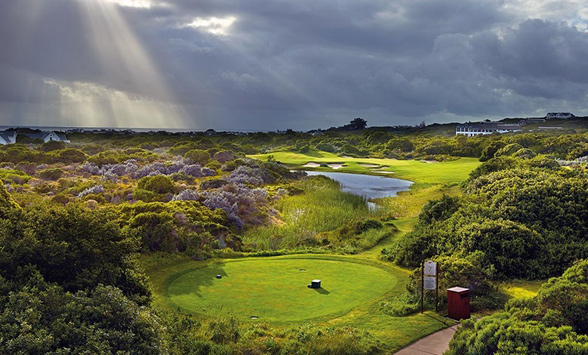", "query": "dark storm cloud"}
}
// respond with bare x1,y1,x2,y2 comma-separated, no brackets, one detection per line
0,0,587,130
472,19,588,96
